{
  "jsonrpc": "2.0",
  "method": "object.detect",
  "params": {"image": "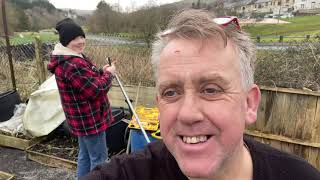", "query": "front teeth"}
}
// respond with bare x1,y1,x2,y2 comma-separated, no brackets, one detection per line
182,135,207,144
